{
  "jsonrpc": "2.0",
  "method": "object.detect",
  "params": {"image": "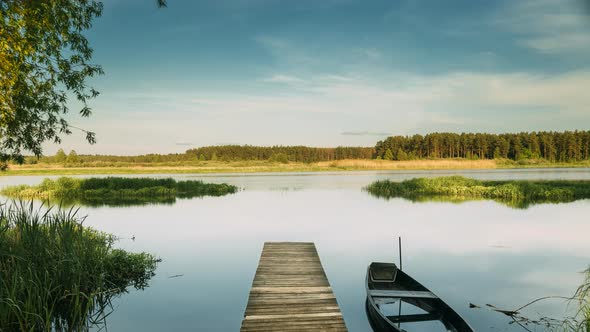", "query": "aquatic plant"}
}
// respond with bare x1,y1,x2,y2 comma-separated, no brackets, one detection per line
469,268,590,332
572,268,590,332
365,176,590,208
0,201,160,331
1,177,238,207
